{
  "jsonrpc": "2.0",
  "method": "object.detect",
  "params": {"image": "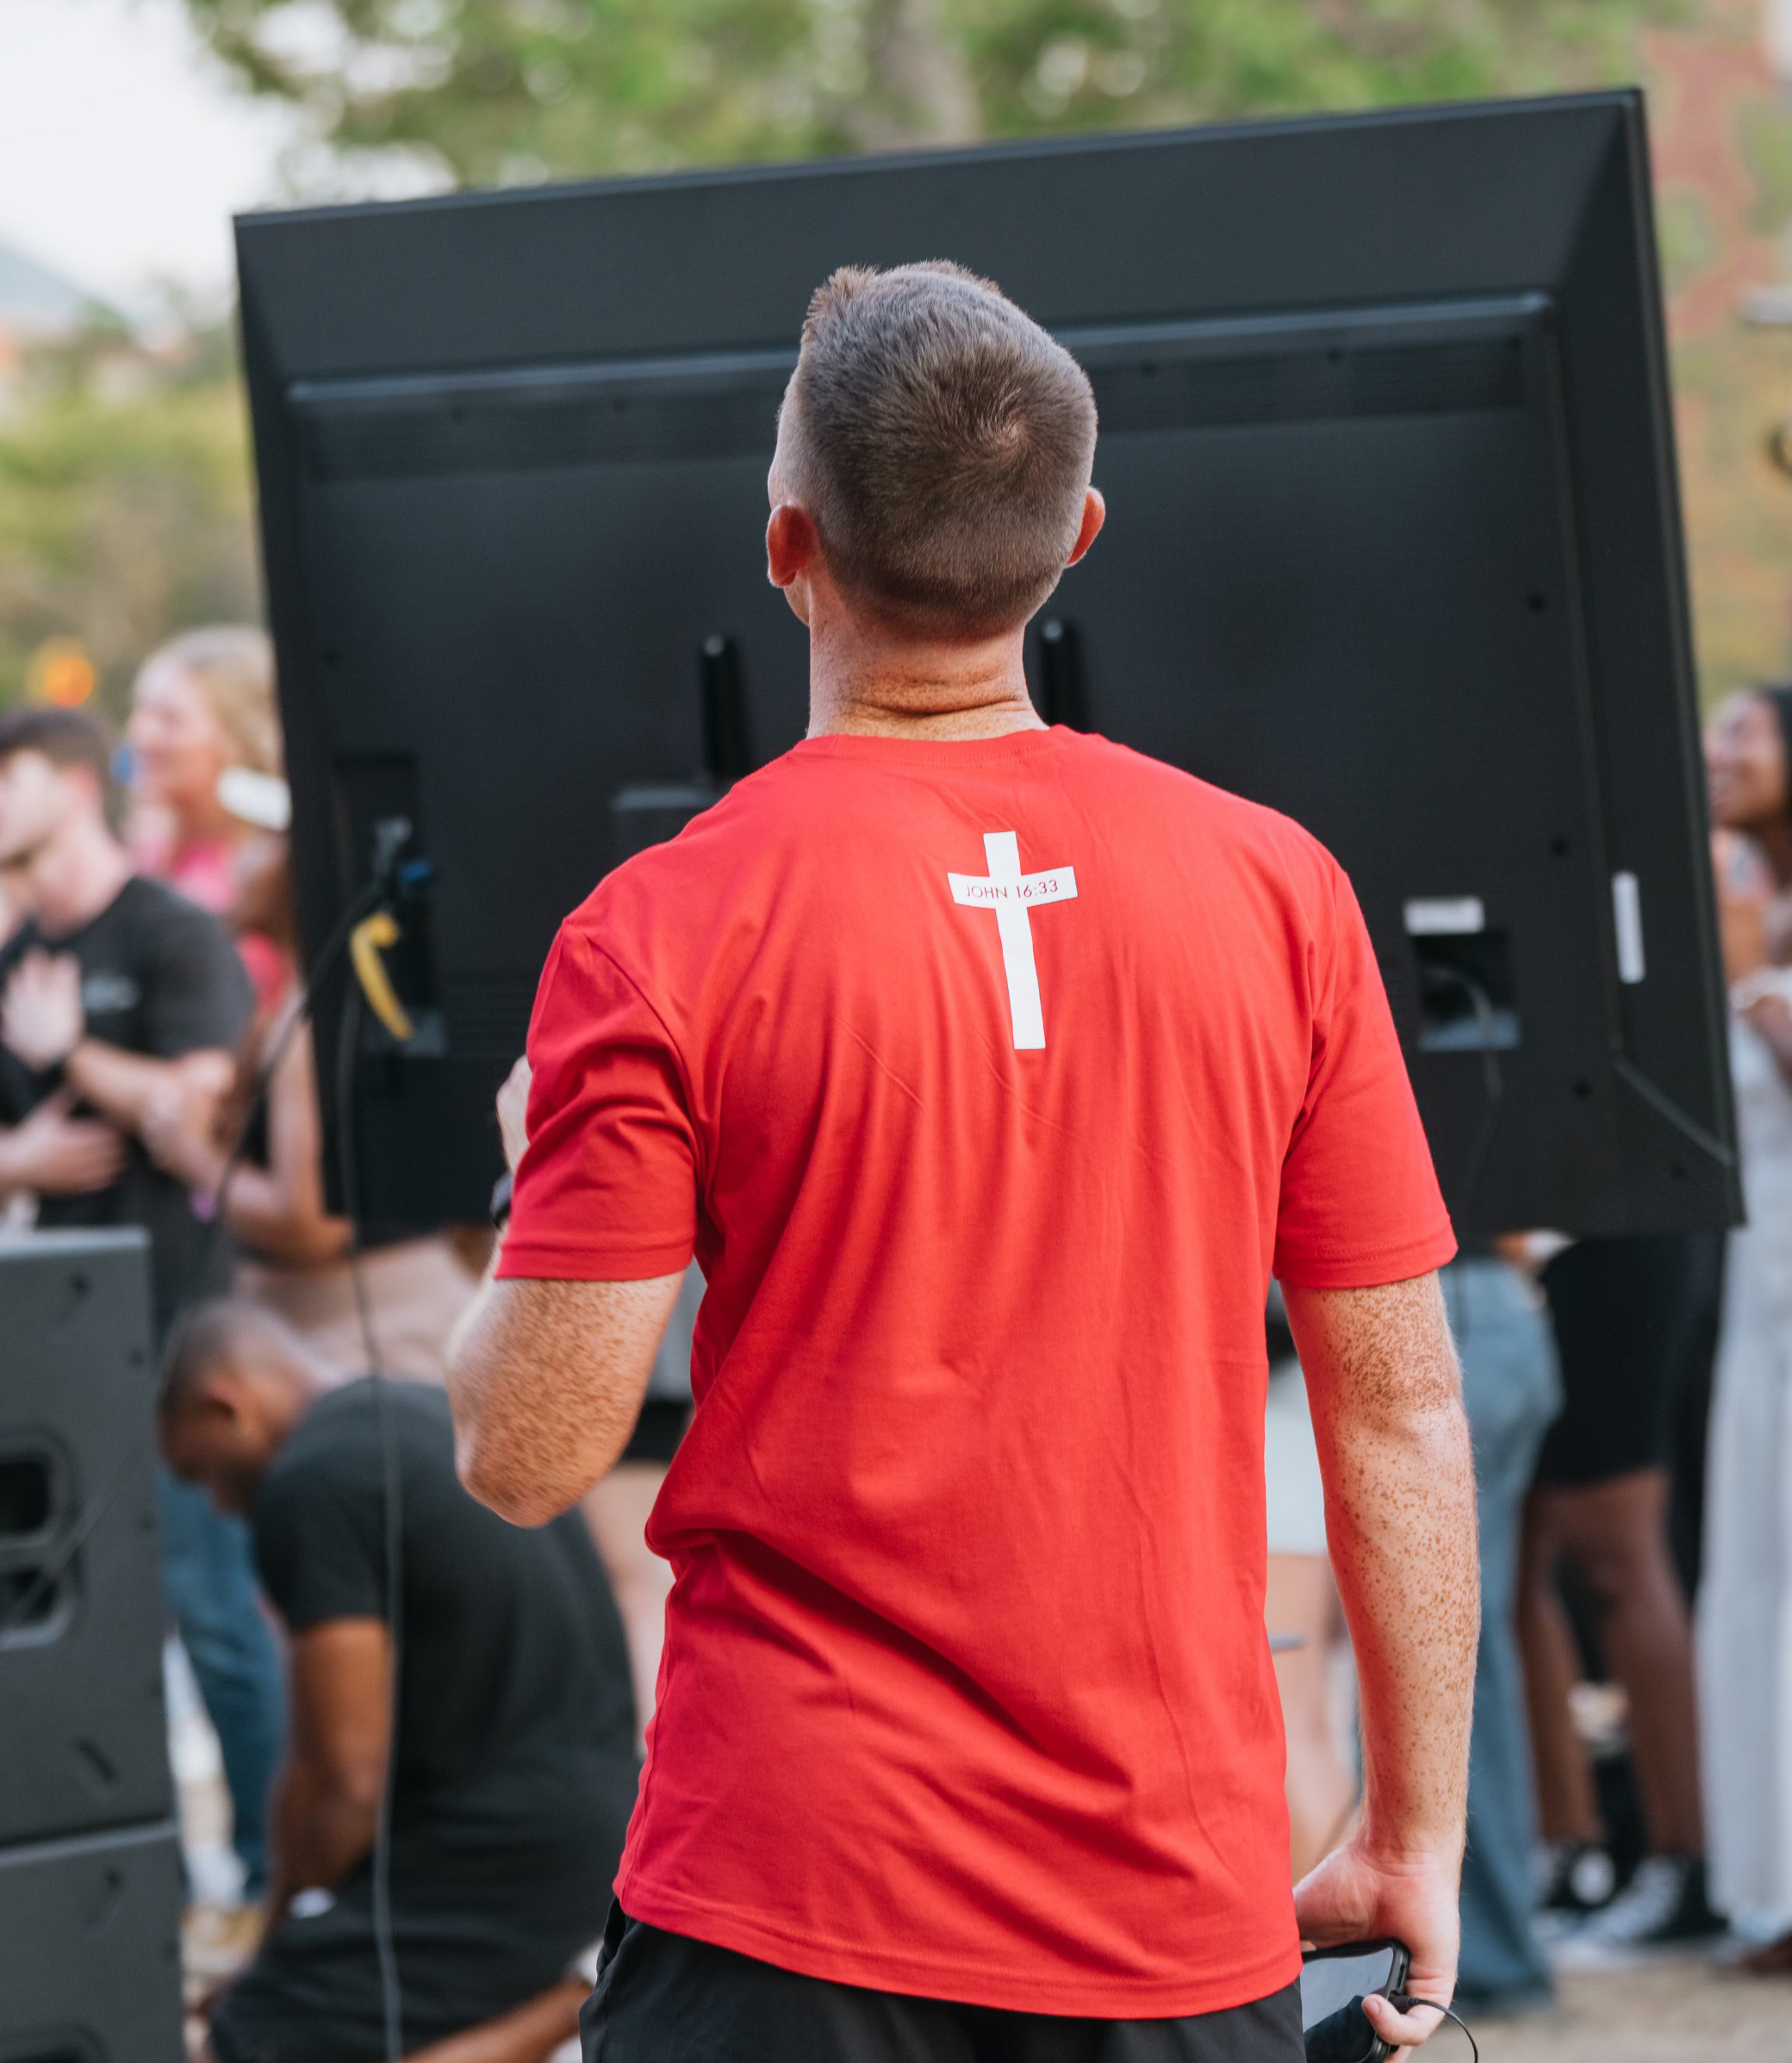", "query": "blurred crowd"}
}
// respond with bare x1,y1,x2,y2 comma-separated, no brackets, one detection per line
1267,680,1792,2007
2,631,1790,2054
0,632,687,2060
